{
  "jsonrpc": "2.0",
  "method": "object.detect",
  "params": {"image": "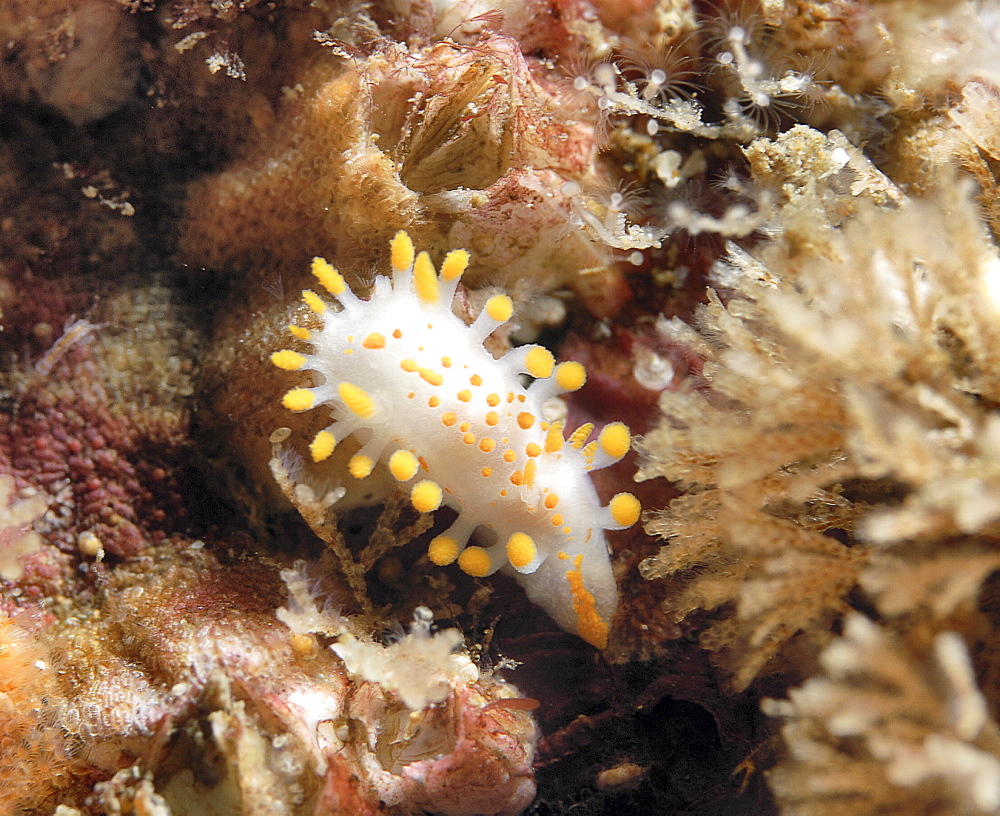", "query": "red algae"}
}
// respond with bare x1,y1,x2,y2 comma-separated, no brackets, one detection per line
0,342,185,566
